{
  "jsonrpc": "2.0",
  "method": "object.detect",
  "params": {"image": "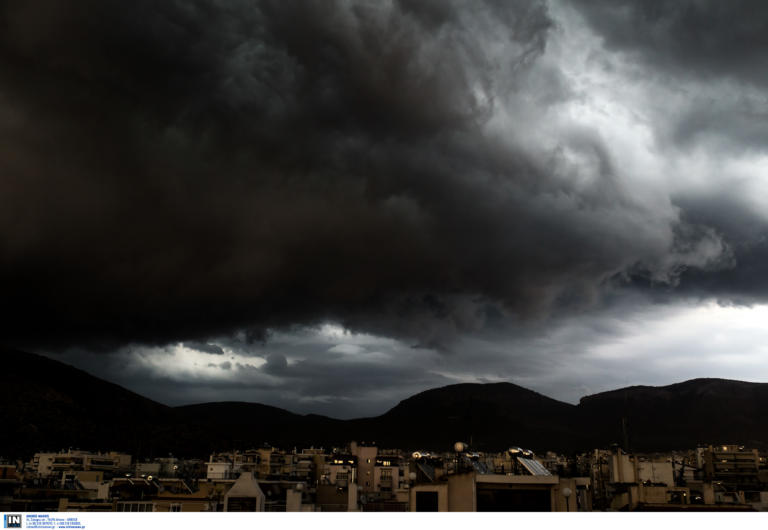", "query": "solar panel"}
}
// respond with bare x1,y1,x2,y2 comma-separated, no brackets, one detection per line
416,461,436,482
517,457,552,476
471,460,489,474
